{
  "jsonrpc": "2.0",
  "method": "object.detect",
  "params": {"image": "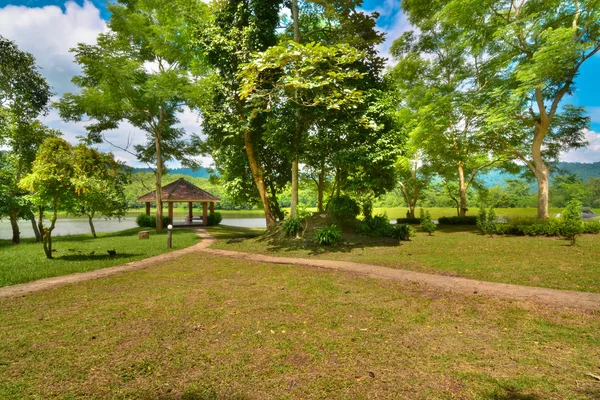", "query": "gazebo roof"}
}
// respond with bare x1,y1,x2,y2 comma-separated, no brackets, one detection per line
137,178,221,203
